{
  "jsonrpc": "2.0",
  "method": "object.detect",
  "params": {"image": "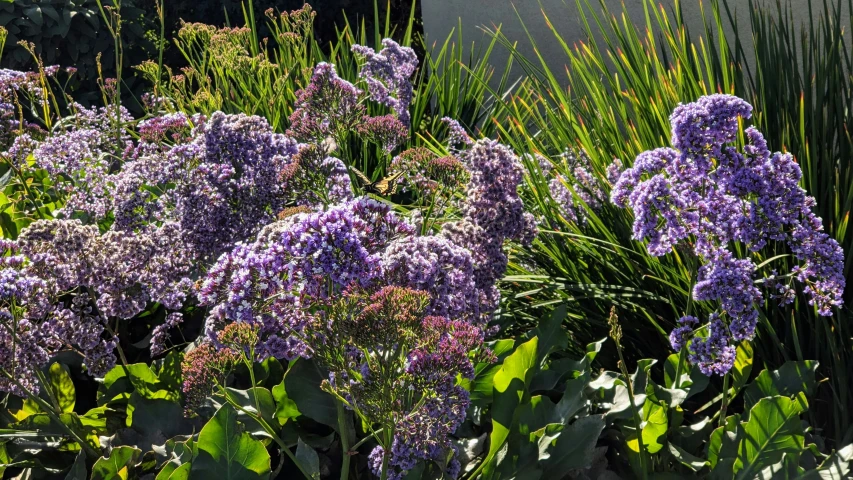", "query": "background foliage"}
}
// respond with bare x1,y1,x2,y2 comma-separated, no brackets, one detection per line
0,0,852,478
